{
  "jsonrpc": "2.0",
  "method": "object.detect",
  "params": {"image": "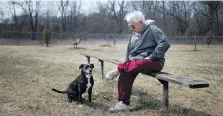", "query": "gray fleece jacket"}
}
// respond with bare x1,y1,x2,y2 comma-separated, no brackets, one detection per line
125,20,170,68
